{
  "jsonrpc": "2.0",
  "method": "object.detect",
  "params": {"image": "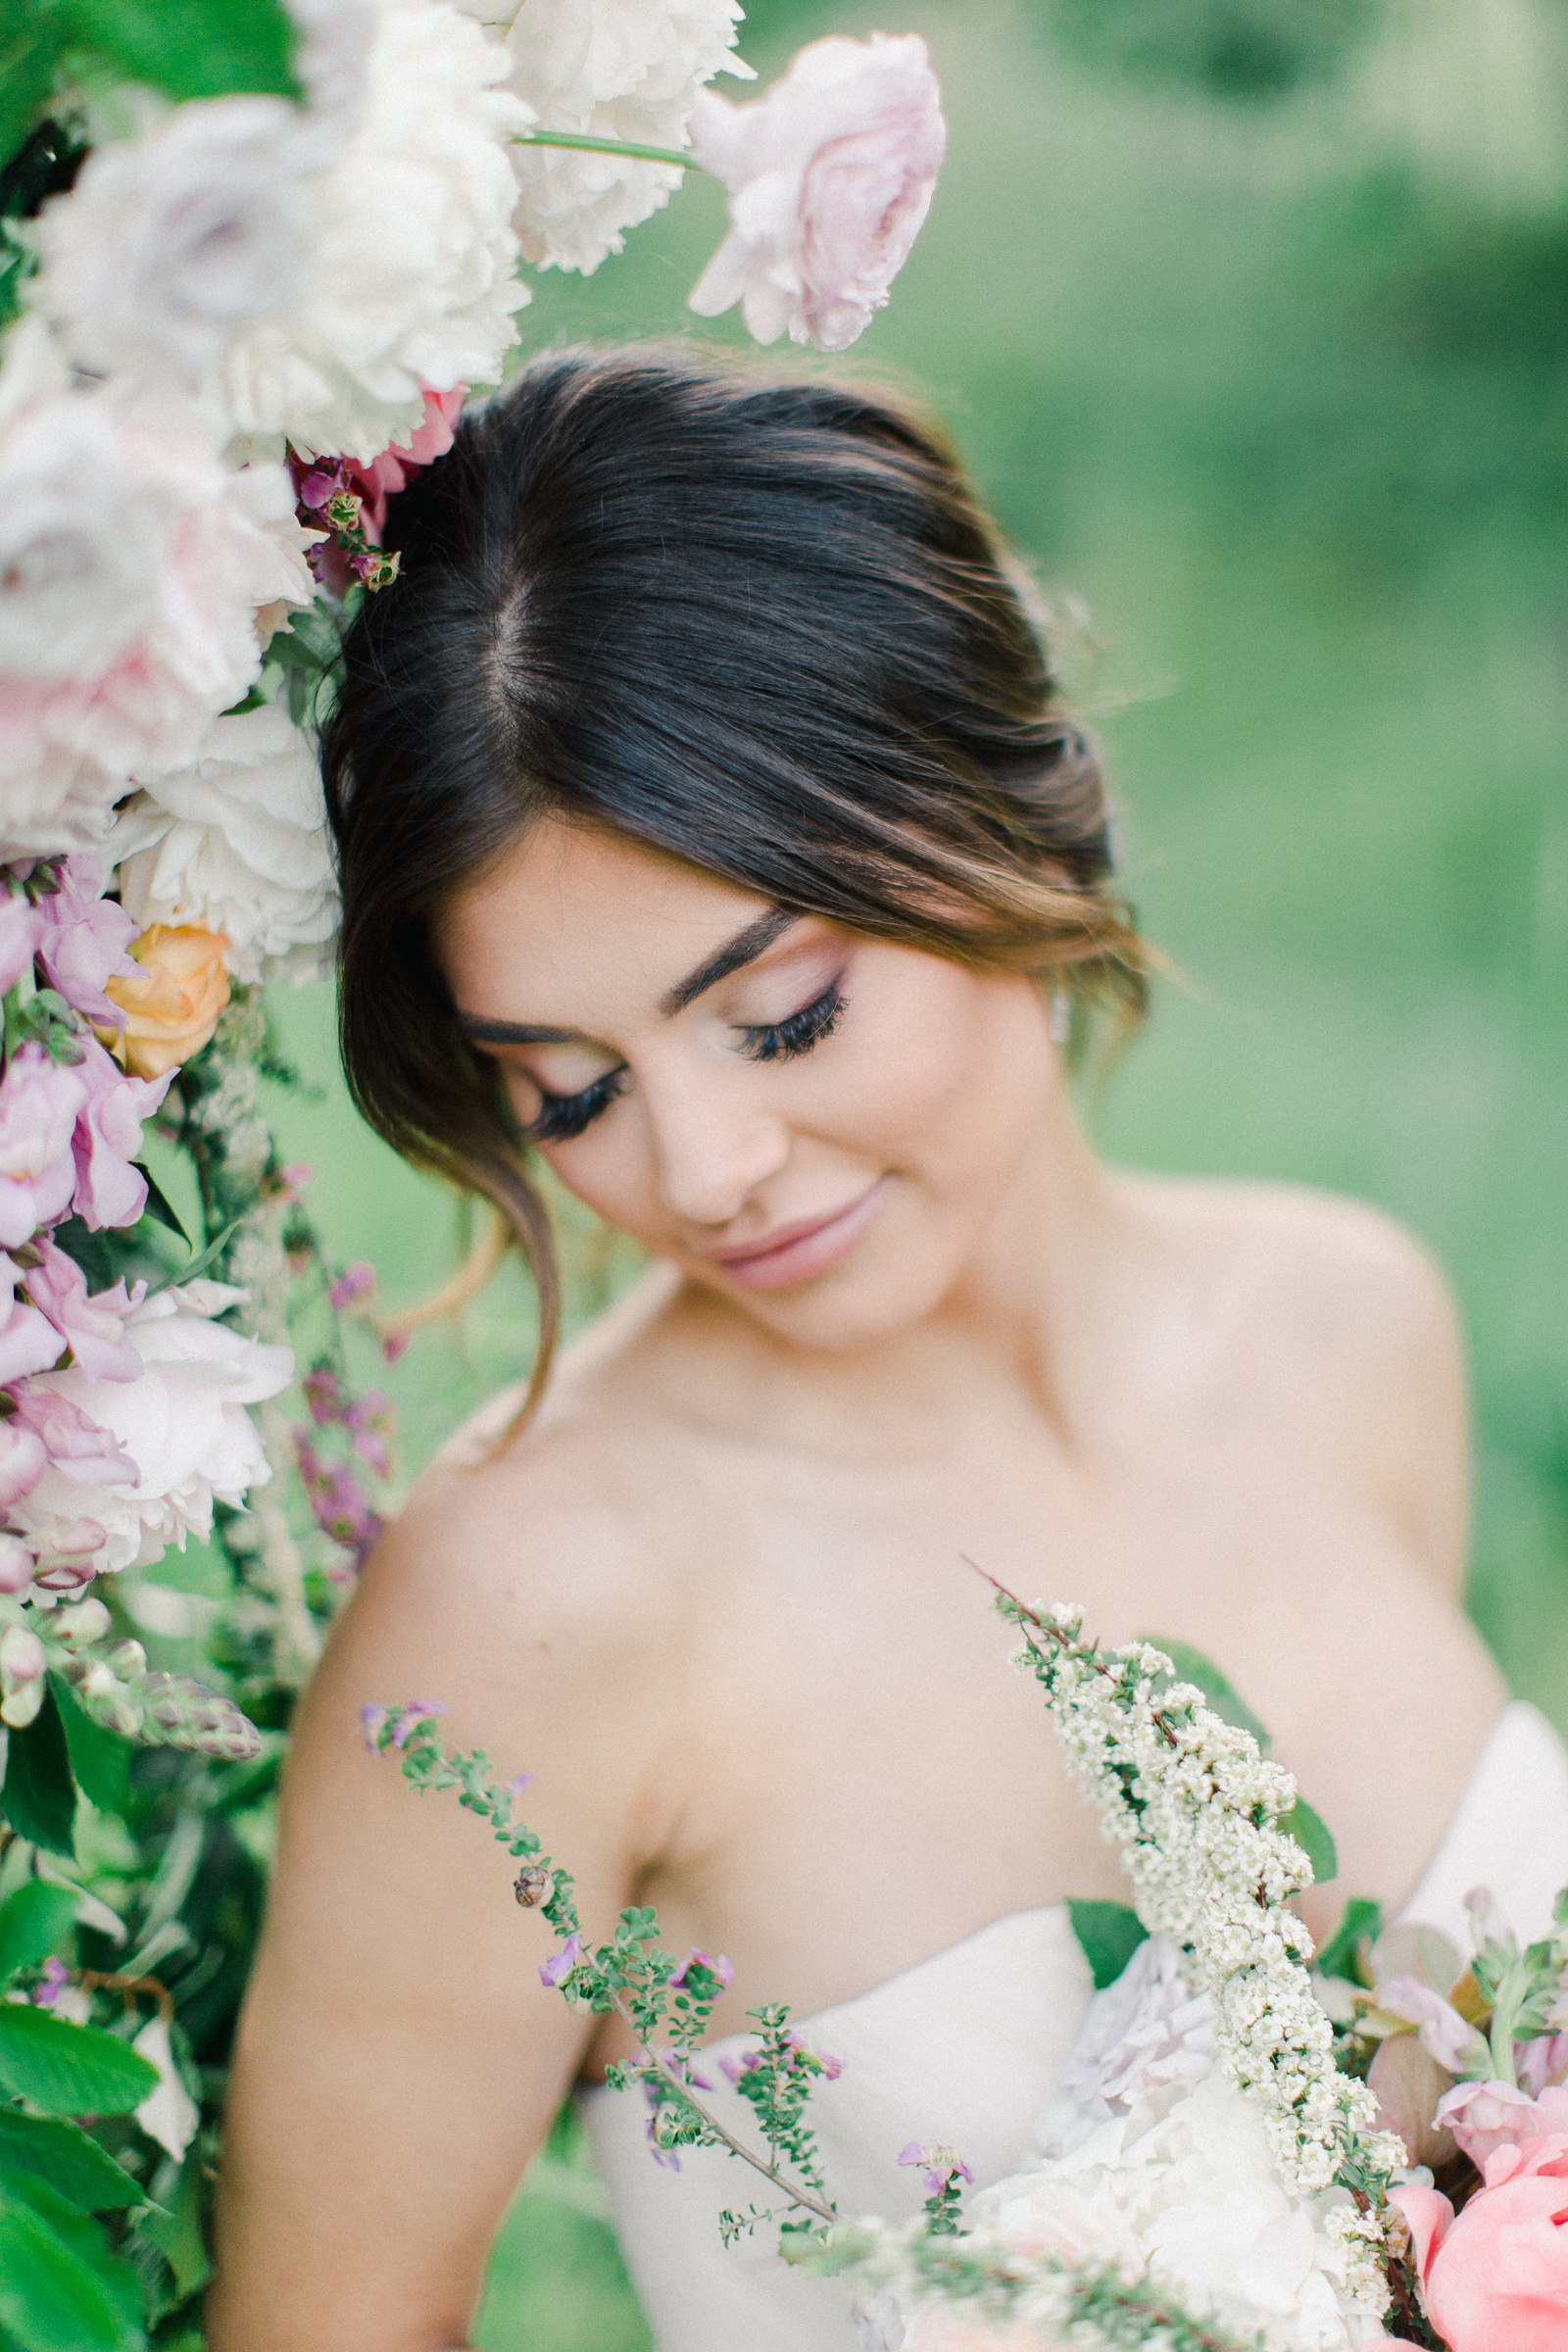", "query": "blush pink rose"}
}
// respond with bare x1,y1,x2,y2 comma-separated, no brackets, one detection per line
689,33,946,353
0,1044,87,1249
1436,2078,1568,2168
1393,2131,1568,2351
